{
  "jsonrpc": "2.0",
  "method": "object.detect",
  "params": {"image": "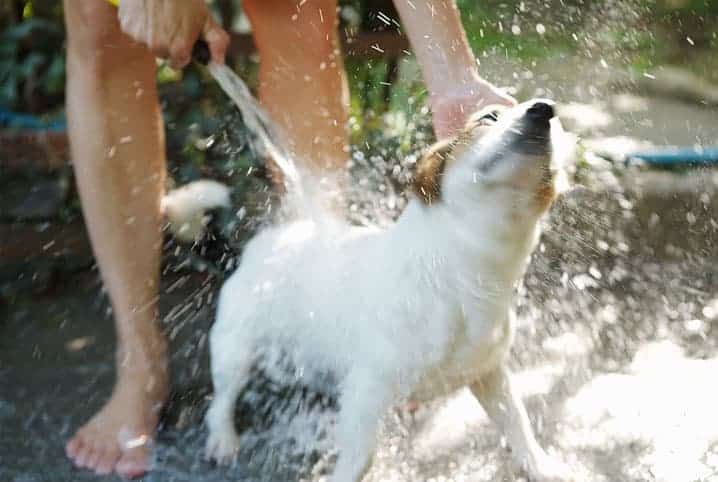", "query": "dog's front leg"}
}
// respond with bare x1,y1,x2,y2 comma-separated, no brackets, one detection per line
330,373,393,482
470,365,573,482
